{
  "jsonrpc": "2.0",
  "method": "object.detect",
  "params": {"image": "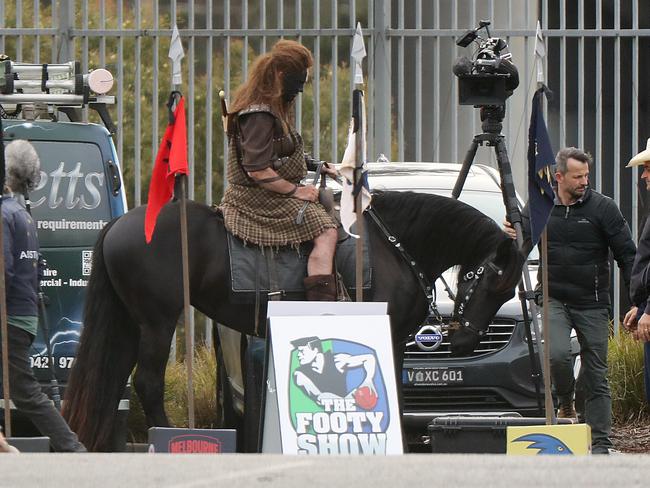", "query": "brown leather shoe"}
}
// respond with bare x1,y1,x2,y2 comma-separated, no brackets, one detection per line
303,273,337,301
557,402,577,419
